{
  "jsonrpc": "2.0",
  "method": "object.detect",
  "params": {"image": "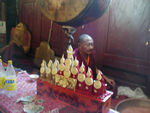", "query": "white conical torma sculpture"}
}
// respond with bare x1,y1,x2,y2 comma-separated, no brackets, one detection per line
64,65,71,78
46,60,53,78
85,67,93,90
71,57,79,78
77,63,85,87
58,55,65,74
51,59,59,83
40,60,47,78
67,45,74,60
94,70,102,93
